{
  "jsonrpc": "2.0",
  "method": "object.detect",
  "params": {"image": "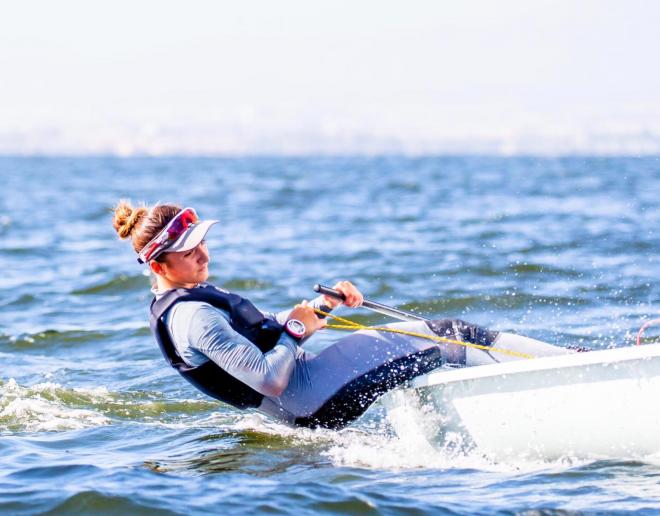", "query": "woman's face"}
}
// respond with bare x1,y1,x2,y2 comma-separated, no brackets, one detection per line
156,240,210,286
